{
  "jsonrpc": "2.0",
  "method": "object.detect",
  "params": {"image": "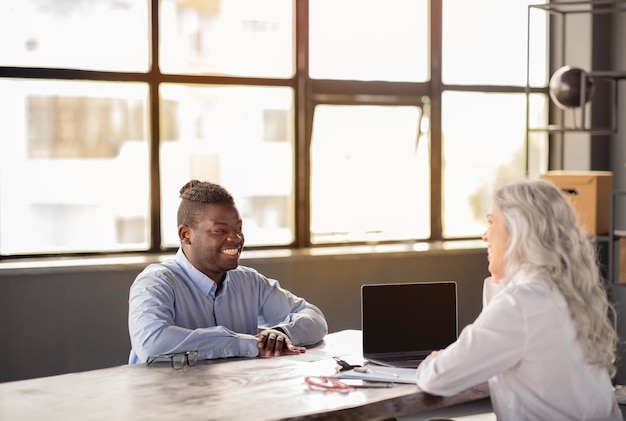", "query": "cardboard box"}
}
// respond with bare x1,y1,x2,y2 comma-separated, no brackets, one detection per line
540,171,613,236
